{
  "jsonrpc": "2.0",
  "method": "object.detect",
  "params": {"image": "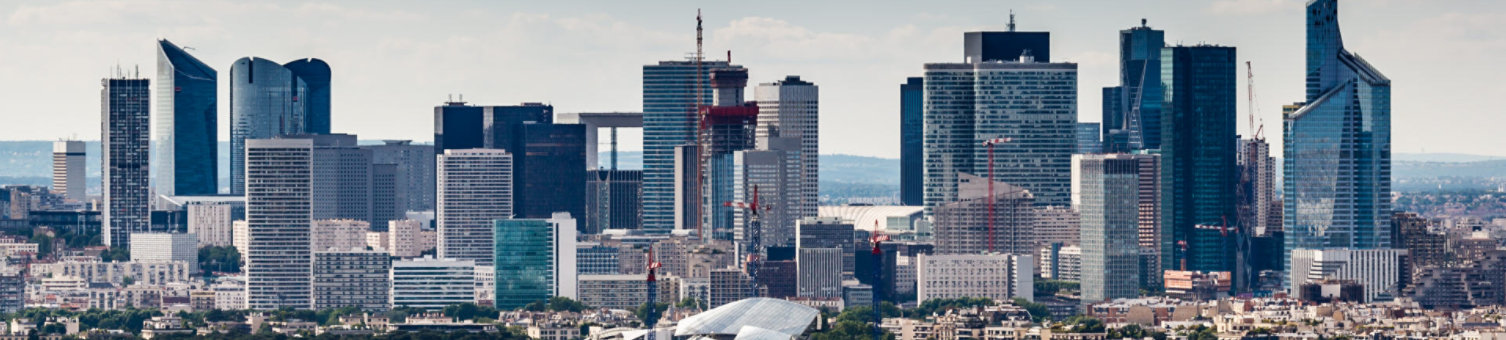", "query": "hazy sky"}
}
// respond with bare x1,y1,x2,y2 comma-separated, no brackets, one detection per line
1,0,1502,158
